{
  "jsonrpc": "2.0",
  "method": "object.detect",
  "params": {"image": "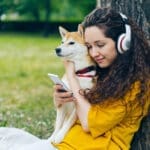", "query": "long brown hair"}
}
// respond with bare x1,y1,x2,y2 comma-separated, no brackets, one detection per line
82,7,150,104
